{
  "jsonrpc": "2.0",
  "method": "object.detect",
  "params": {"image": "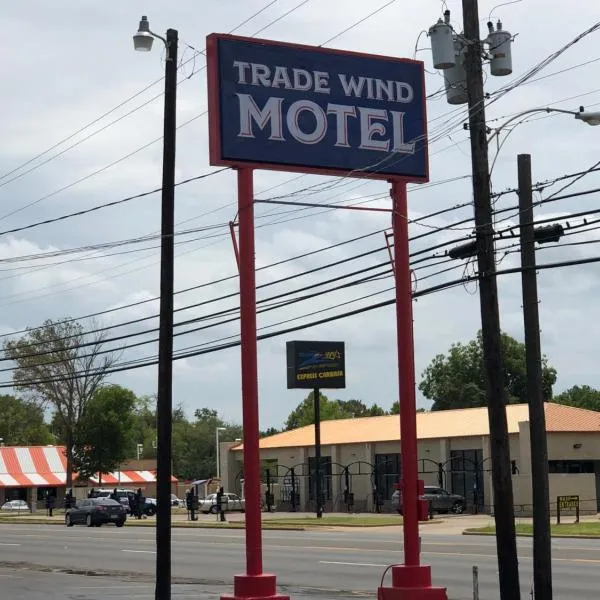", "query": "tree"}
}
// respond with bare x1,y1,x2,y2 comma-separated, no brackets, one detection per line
553,385,600,412
390,403,426,414
285,392,387,429
3,318,120,490
128,395,158,459
171,405,242,481
72,385,137,486
0,394,53,445
420,330,557,411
